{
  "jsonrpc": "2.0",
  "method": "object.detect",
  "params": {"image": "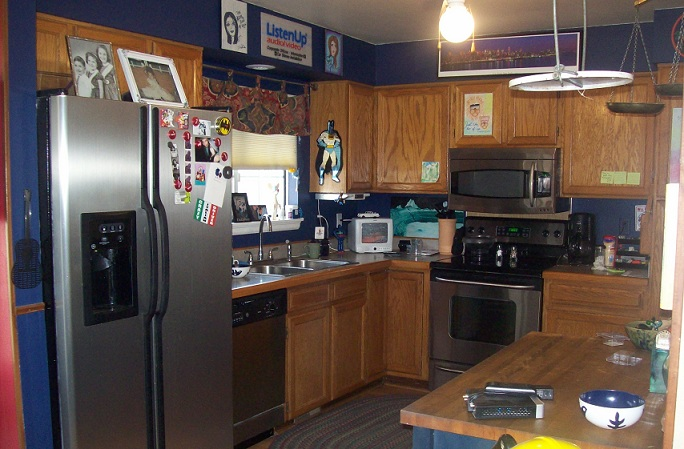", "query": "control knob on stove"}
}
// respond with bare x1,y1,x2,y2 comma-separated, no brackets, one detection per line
554,230,562,238
477,226,486,235
542,230,550,237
